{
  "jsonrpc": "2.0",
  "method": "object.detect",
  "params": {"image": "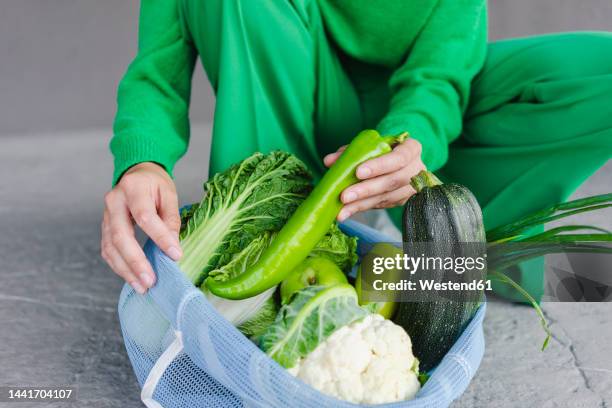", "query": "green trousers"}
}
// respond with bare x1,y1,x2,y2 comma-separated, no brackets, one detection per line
184,0,612,300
